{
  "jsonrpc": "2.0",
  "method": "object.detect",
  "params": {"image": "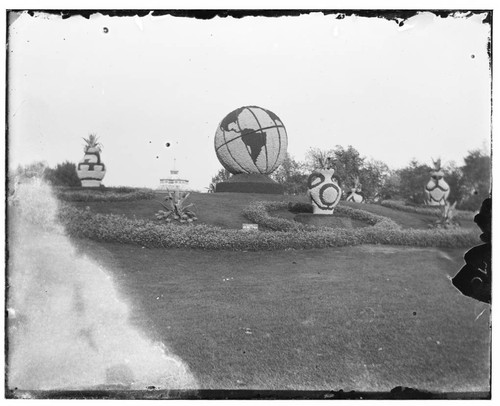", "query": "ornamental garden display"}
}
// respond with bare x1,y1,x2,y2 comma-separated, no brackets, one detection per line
345,176,364,203
307,158,342,214
77,134,106,187
424,158,450,206
214,106,288,194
